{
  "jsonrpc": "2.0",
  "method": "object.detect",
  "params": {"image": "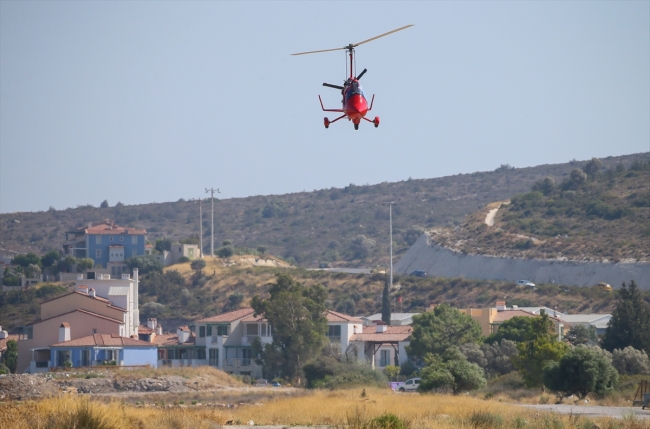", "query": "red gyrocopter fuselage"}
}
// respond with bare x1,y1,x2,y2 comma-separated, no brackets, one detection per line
292,25,413,130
